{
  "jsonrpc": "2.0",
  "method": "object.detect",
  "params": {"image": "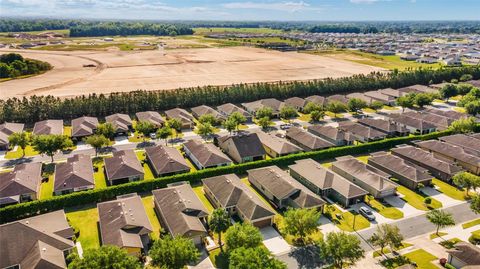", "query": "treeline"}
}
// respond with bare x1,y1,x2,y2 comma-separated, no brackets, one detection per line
0,53,52,79
308,24,378,34
0,19,80,32
1,66,479,124
69,22,193,37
